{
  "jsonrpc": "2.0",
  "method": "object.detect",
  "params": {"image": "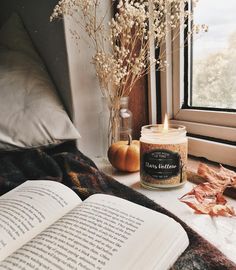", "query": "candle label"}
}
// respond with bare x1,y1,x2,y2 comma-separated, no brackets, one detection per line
140,141,187,188
142,149,181,180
